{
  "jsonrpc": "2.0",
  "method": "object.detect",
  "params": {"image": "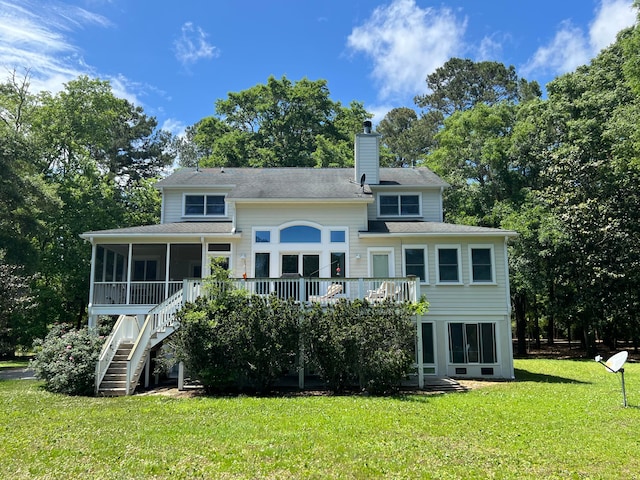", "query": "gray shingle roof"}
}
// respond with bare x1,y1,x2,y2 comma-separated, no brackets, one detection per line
155,167,448,200
81,222,236,238
364,221,516,237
